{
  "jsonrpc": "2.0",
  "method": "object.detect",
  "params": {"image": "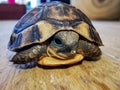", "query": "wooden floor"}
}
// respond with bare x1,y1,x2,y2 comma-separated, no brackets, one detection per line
0,20,120,90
